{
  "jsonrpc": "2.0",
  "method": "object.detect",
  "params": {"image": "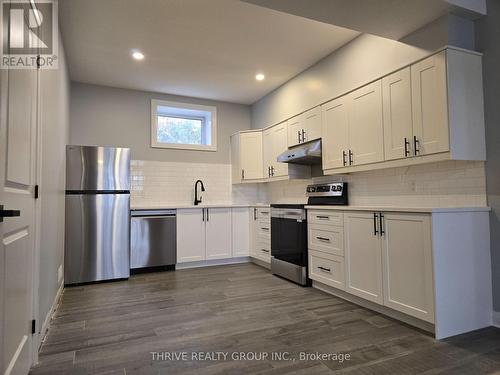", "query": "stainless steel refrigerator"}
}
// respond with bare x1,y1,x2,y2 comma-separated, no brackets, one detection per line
64,145,131,285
